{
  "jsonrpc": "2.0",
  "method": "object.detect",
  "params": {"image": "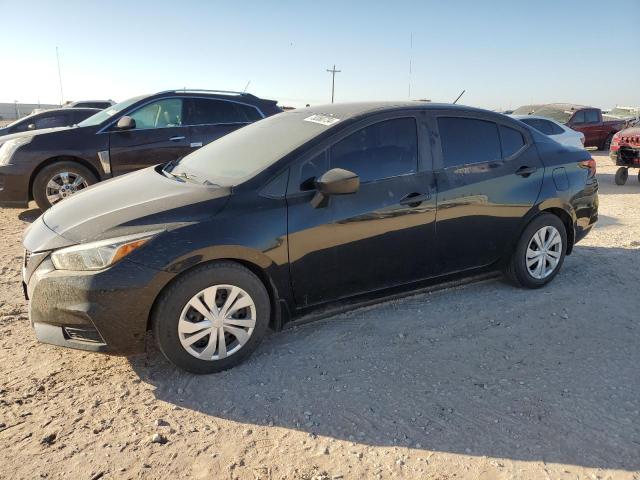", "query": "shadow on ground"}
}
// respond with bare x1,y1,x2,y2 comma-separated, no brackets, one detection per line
18,208,41,223
130,245,640,471
596,172,640,195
